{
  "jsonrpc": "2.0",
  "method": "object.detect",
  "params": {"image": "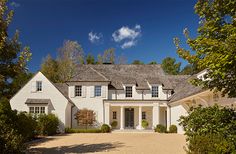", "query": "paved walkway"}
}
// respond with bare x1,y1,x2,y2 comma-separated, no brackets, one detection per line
27,133,186,154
